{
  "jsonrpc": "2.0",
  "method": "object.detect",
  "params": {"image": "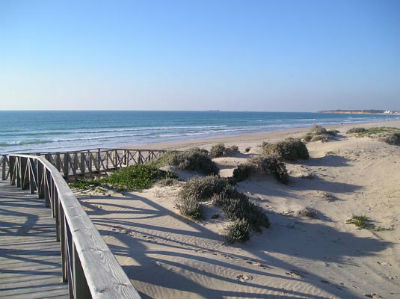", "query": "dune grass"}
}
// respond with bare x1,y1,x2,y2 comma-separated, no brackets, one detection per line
346,215,375,230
